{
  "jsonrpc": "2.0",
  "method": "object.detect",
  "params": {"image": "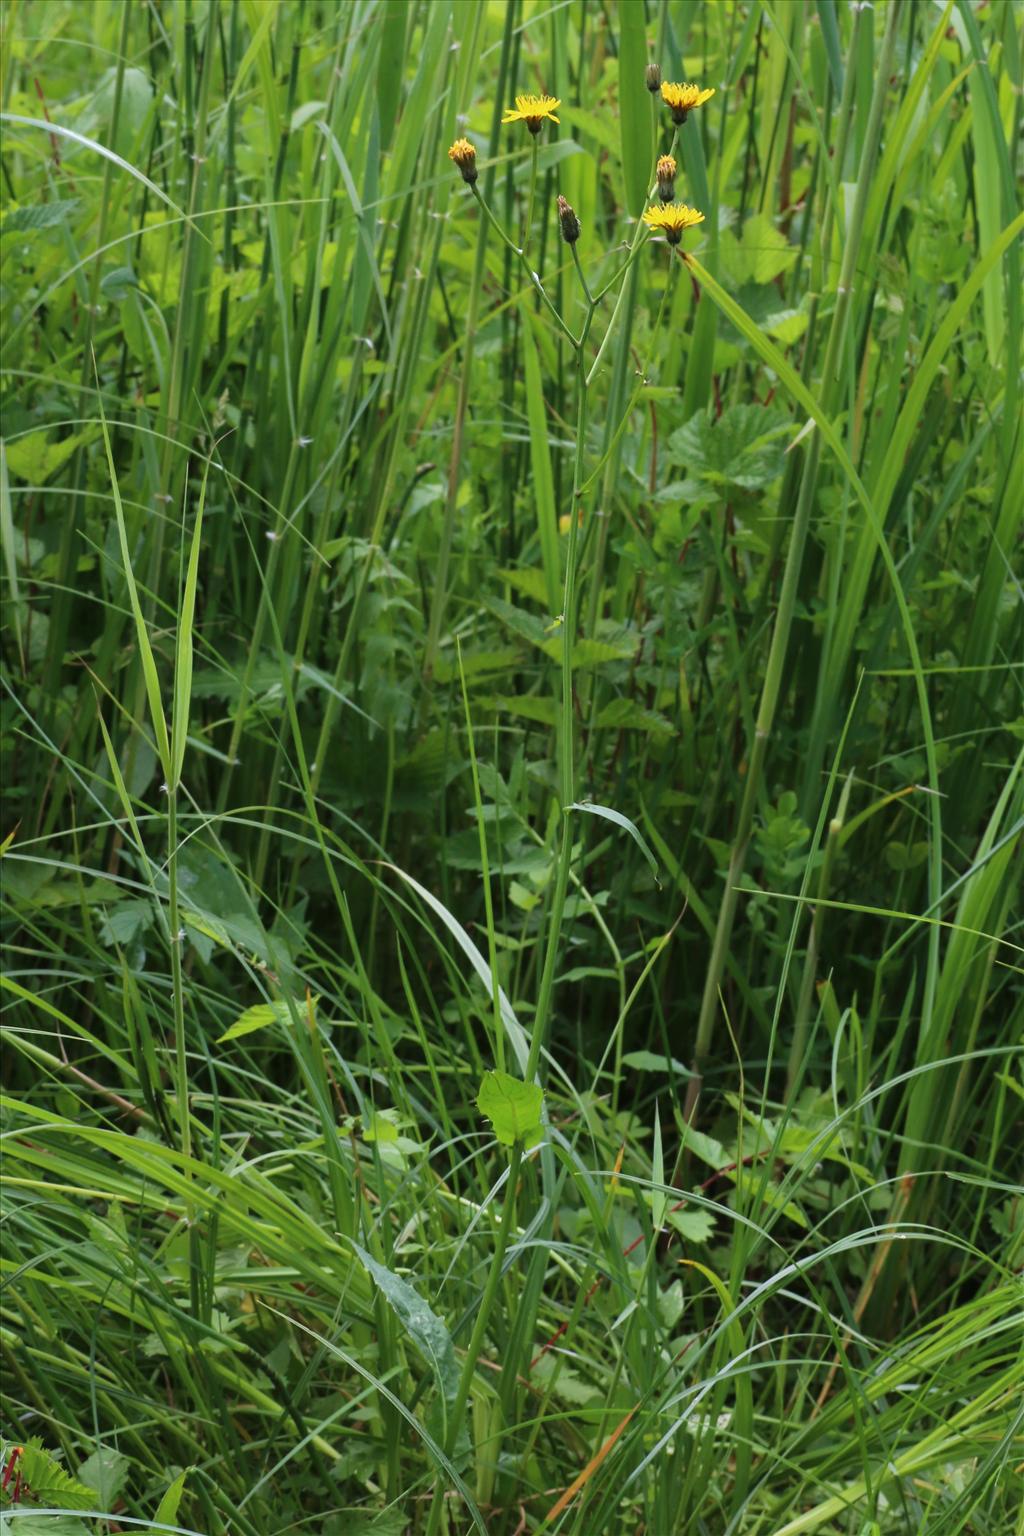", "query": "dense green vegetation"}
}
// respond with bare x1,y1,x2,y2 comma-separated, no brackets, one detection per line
1,1,1021,1532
